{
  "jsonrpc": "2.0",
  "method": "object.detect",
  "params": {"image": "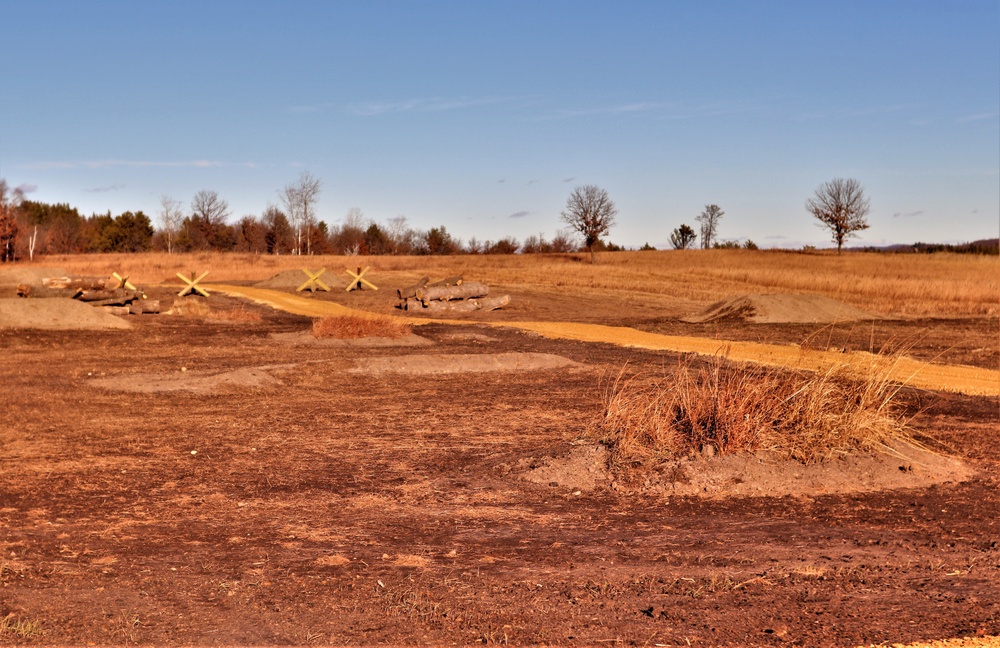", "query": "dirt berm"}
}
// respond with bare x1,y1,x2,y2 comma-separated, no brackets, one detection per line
682,293,882,324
